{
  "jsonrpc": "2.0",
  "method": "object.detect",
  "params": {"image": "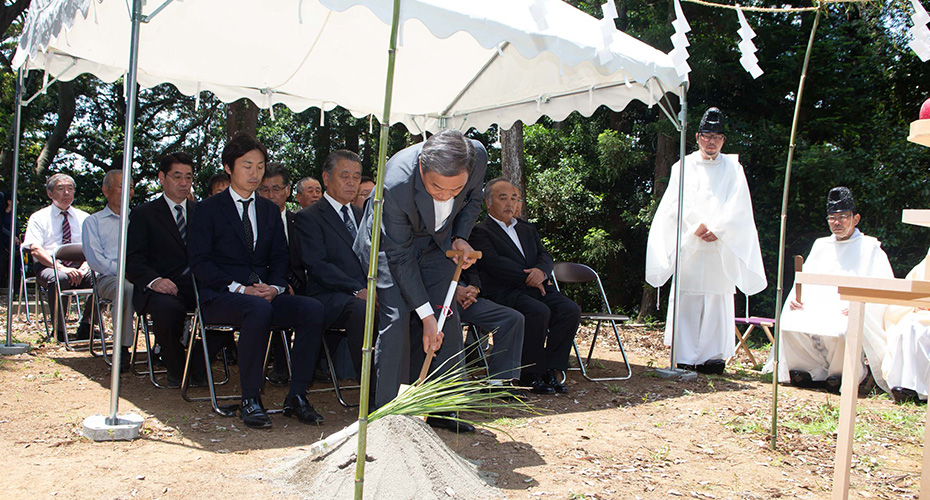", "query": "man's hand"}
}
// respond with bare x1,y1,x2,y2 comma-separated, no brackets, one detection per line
788,299,804,310
150,278,179,296
695,223,718,242
62,266,83,286
524,268,547,296
455,285,479,310
245,283,278,302
451,239,478,269
421,314,444,354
